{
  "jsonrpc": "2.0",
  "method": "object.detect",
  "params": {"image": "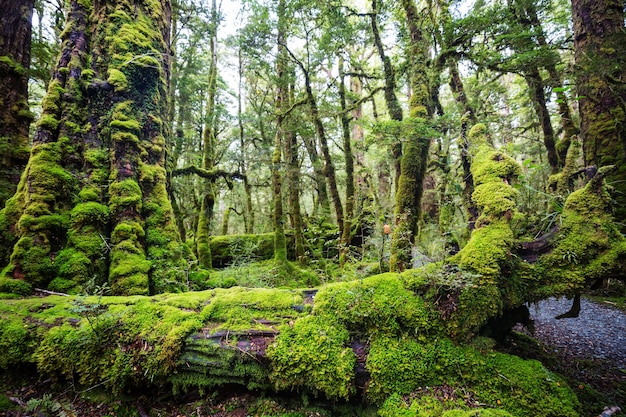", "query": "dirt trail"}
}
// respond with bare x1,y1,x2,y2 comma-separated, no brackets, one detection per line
530,297,626,370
